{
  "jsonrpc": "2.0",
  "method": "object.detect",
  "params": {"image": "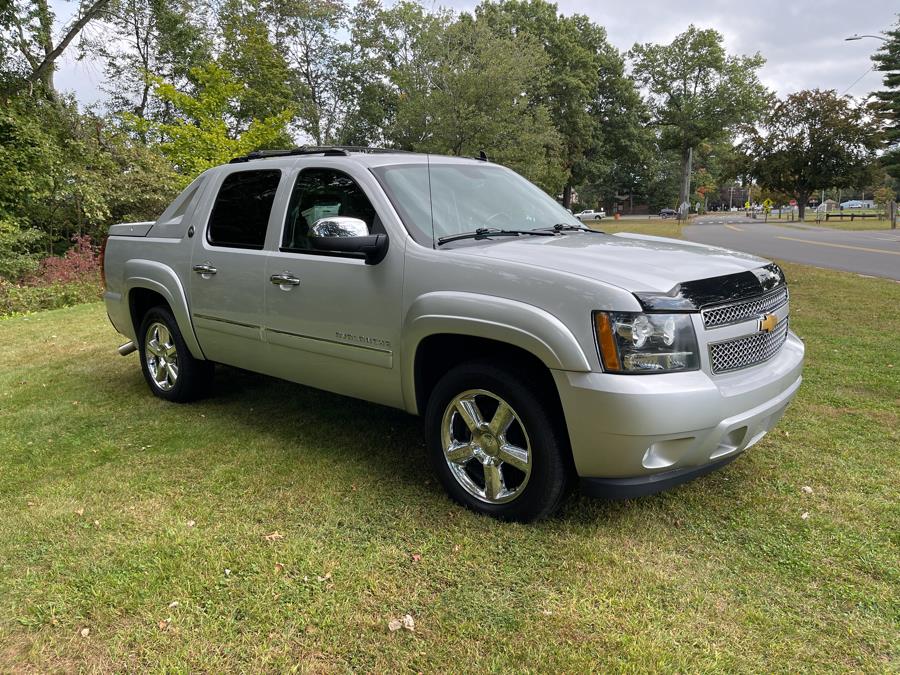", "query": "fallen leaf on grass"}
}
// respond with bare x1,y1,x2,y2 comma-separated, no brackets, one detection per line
79,627,90,637
388,614,415,632
157,619,170,631
801,485,813,494
168,601,179,609
411,553,422,563
186,520,196,528
75,508,84,516
224,568,231,577
274,563,285,574
264,531,284,542
801,511,810,520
